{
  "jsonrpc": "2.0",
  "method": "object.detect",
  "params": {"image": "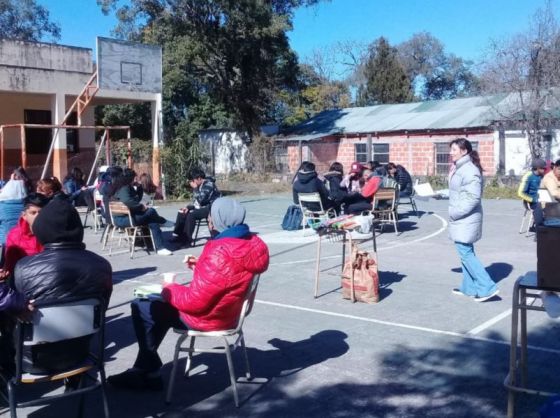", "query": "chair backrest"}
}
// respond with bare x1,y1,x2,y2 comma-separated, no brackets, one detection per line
109,201,134,226
373,187,397,210
23,298,102,345
298,192,325,214
234,274,261,333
